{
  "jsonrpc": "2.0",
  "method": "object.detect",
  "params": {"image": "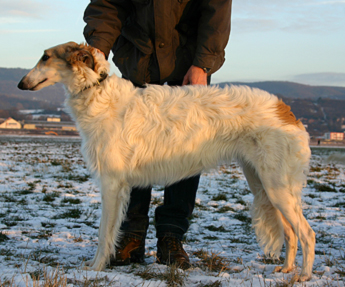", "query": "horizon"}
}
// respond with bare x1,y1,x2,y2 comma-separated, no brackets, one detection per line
2,66,345,88
1,0,344,87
